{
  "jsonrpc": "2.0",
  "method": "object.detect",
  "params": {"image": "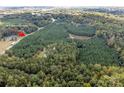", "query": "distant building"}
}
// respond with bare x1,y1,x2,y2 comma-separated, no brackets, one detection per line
31,12,41,16
51,18,56,23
